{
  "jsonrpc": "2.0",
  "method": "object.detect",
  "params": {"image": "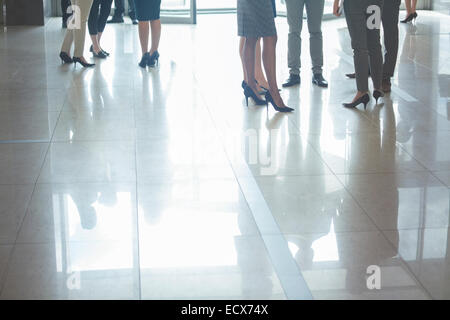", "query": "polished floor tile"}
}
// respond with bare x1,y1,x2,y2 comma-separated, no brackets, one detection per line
287,231,430,299
17,182,138,244
384,227,450,300
338,172,449,230
38,141,136,183
255,175,376,234
0,243,139,299
0,245,13,292
0,185,34,244
432,171,450,188
0,143,48,184
0,110,59,141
